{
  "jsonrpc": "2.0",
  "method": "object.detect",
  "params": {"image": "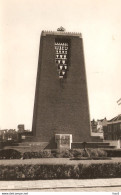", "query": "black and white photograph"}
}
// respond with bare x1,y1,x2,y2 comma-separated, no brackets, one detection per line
0,0,121,193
